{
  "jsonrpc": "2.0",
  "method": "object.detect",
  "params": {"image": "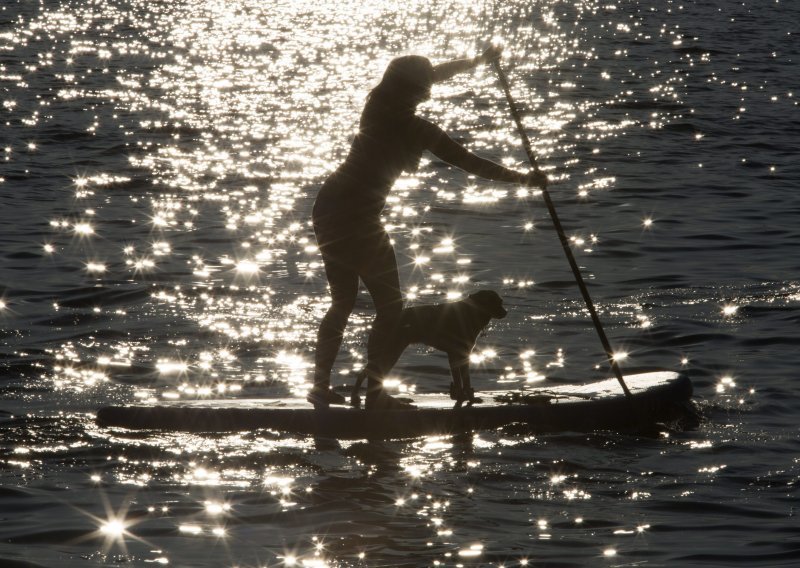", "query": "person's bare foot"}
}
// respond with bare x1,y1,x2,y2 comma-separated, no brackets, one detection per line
307,386,347,409
365,388,415,410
